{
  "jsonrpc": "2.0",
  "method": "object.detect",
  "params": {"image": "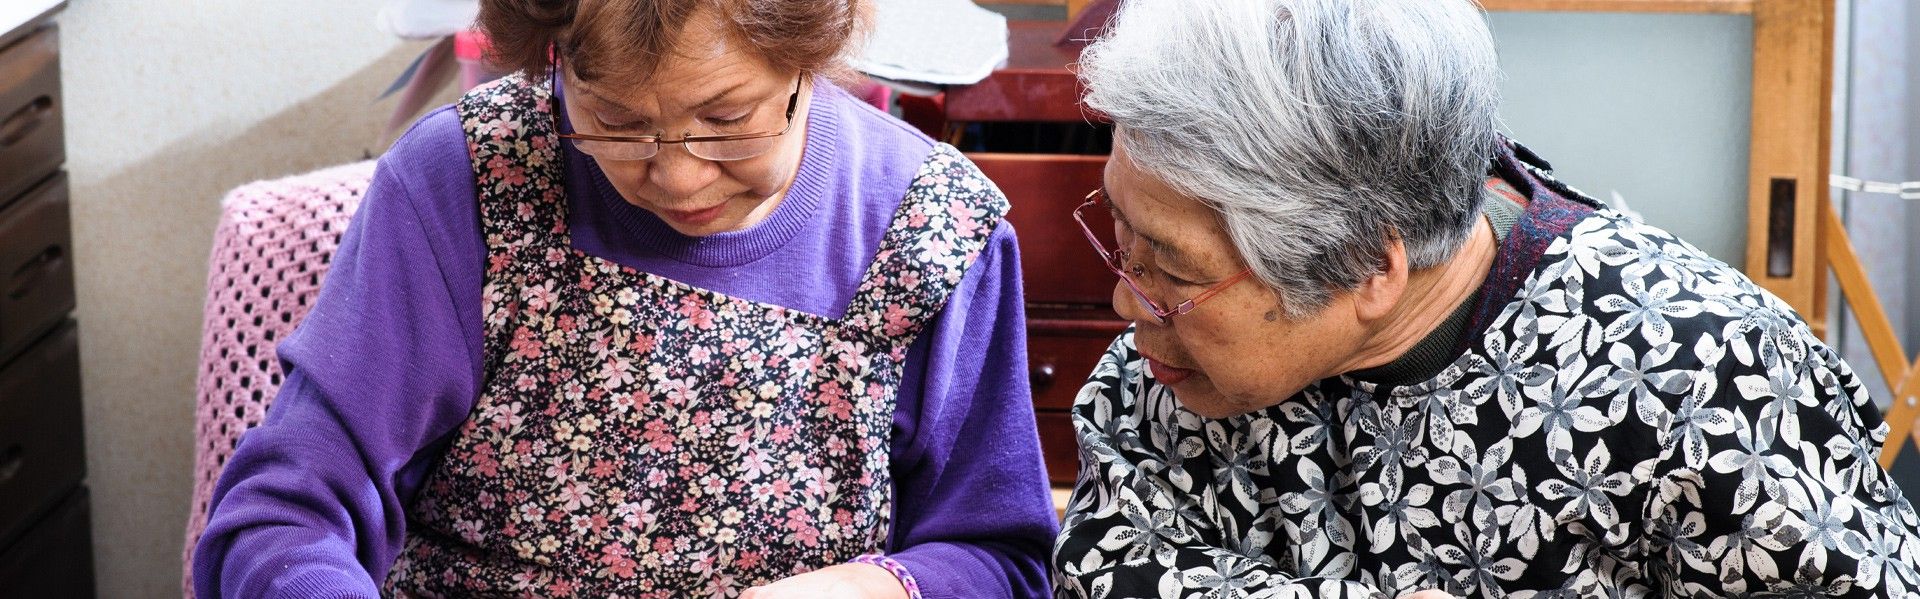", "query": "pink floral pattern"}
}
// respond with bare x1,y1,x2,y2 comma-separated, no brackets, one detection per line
381,75,1007,597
